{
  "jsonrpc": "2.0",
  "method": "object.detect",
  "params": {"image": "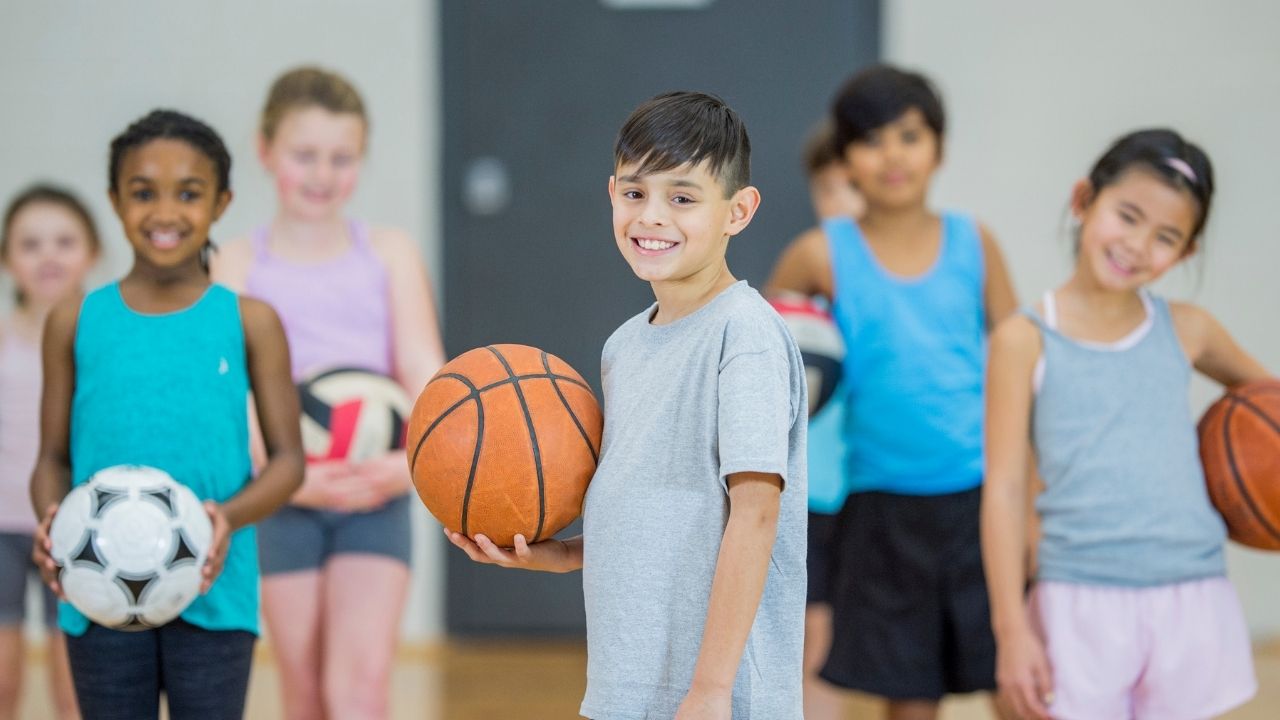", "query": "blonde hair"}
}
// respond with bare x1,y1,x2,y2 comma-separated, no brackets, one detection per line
260,66,368,142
